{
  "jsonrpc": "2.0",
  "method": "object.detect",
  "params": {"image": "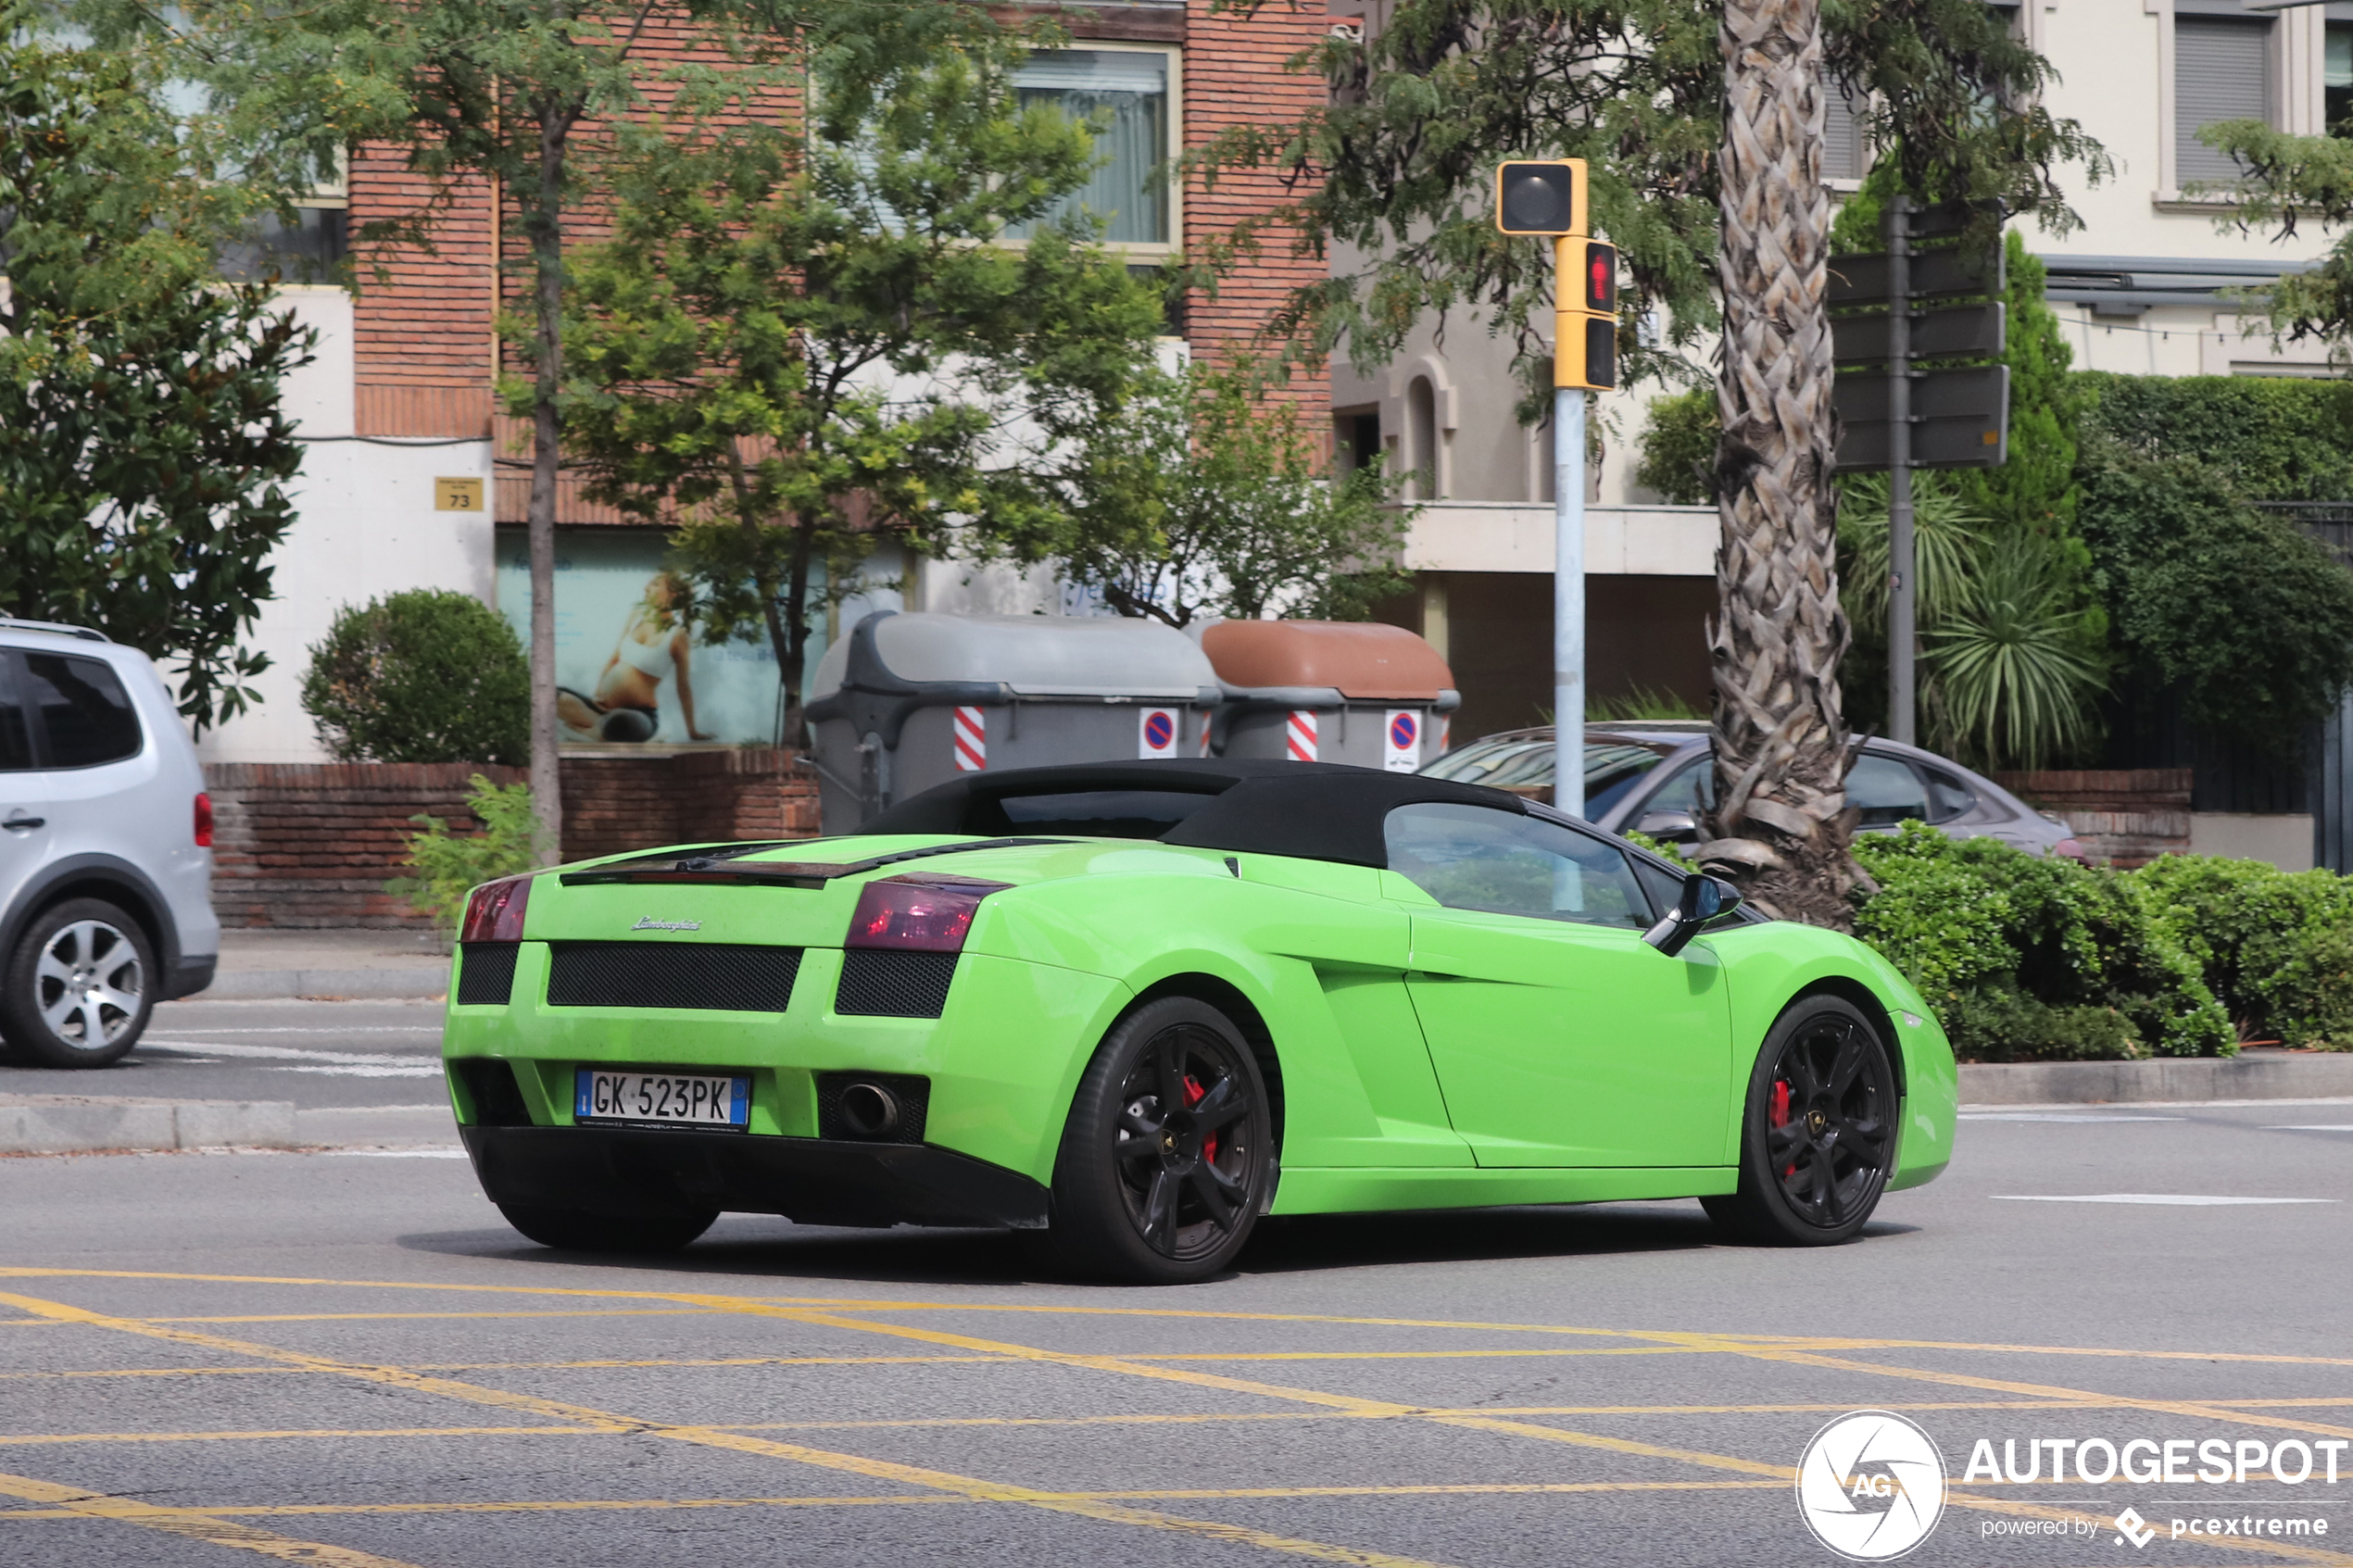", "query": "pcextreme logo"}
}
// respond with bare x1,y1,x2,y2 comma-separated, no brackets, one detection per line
1794,1411,1949,1562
